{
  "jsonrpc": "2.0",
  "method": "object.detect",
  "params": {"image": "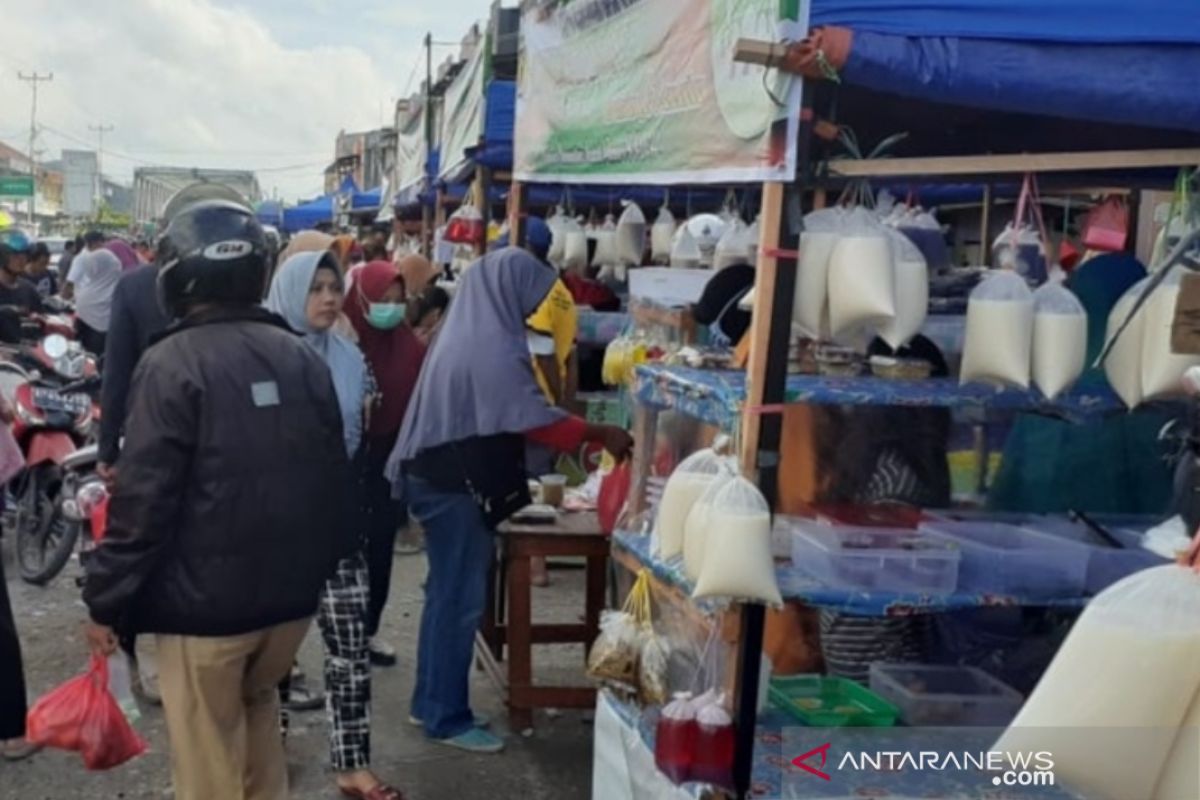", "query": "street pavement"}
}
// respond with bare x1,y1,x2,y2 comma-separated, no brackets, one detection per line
1,541,594,799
